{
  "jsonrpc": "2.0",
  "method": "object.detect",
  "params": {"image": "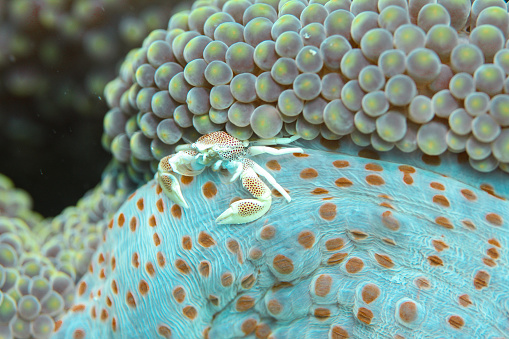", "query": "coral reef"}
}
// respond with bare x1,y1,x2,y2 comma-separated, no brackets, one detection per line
54,140,509,338
1,0,509,338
